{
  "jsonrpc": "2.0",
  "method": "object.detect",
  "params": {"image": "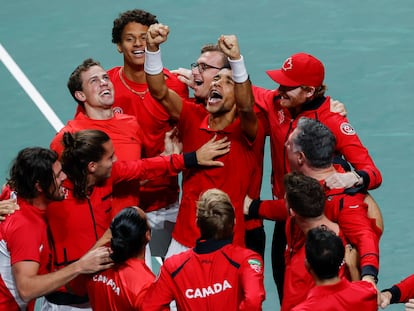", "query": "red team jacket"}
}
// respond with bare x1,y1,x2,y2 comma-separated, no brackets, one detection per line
253,169,380,278
384,274,414,304
45,154,188,303
291,278,378,311
87,258,157,311
252,86,382,198
142,239,265,310
50,112,143,218
0,191,51,311
282,226,350,311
